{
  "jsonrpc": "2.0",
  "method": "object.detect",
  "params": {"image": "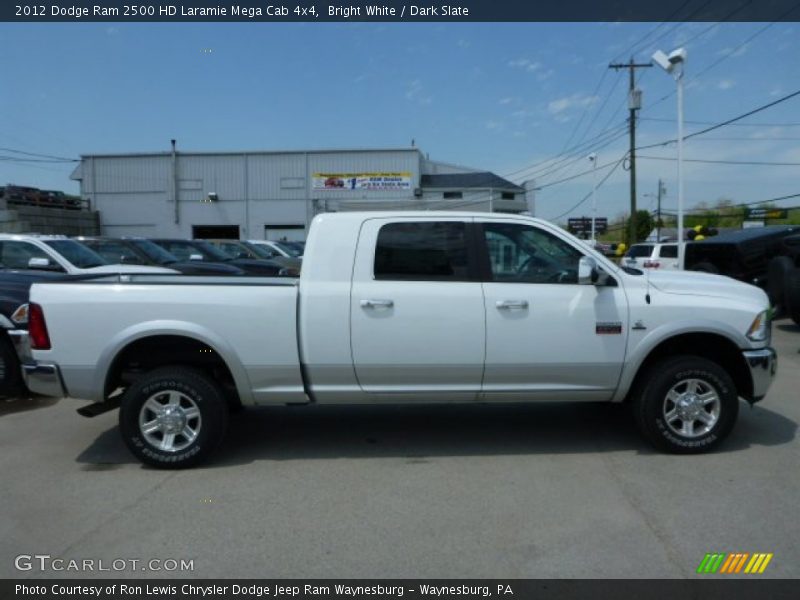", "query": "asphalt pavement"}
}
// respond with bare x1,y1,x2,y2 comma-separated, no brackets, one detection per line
1,322,798,579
